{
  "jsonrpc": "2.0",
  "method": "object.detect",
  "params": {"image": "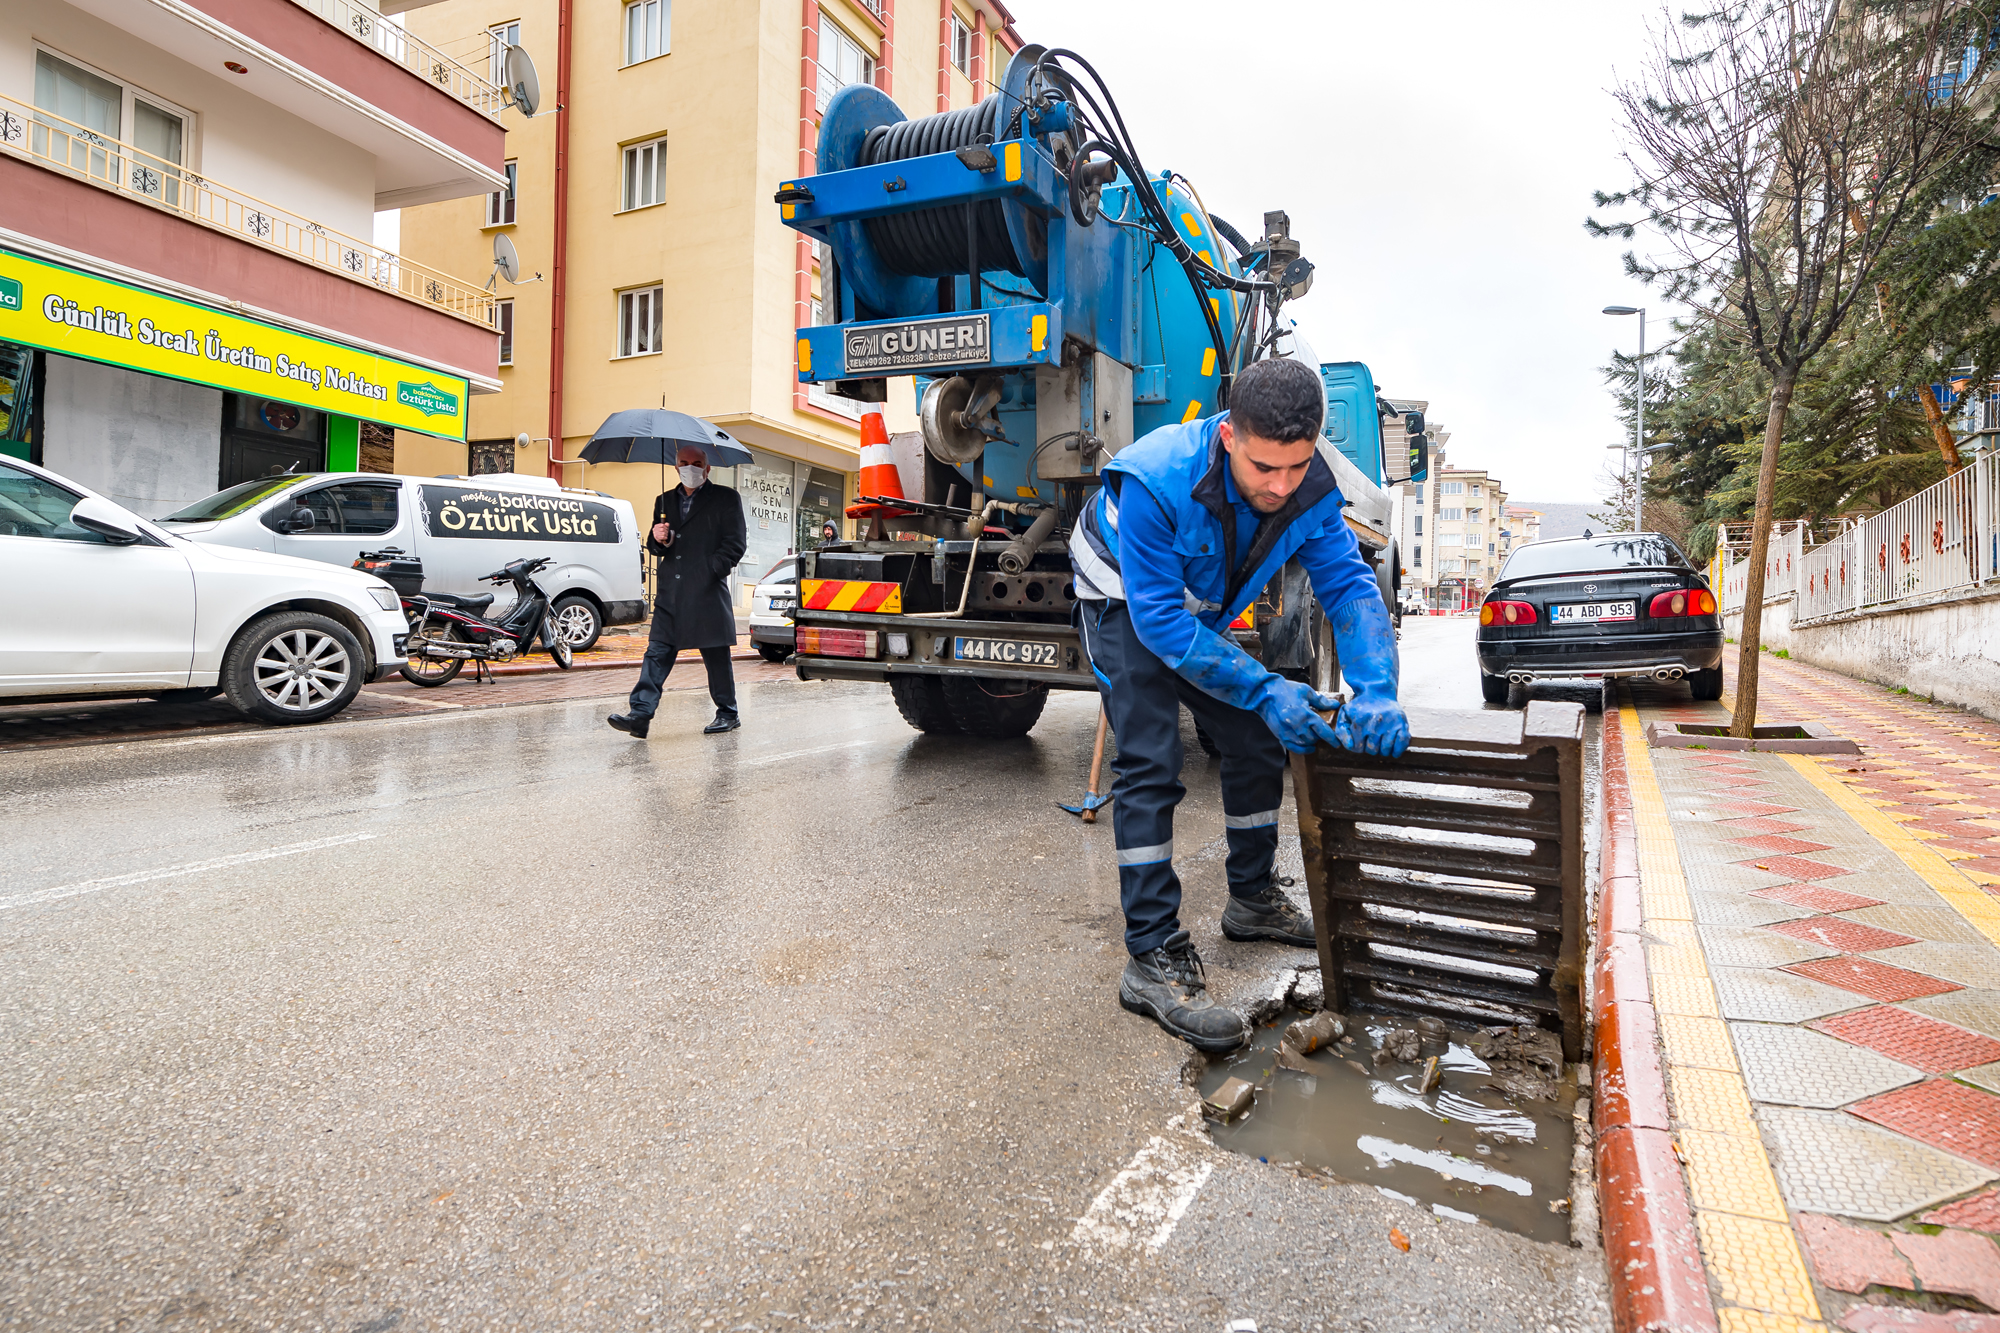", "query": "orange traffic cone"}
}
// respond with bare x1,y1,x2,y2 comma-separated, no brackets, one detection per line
846,410,913,518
